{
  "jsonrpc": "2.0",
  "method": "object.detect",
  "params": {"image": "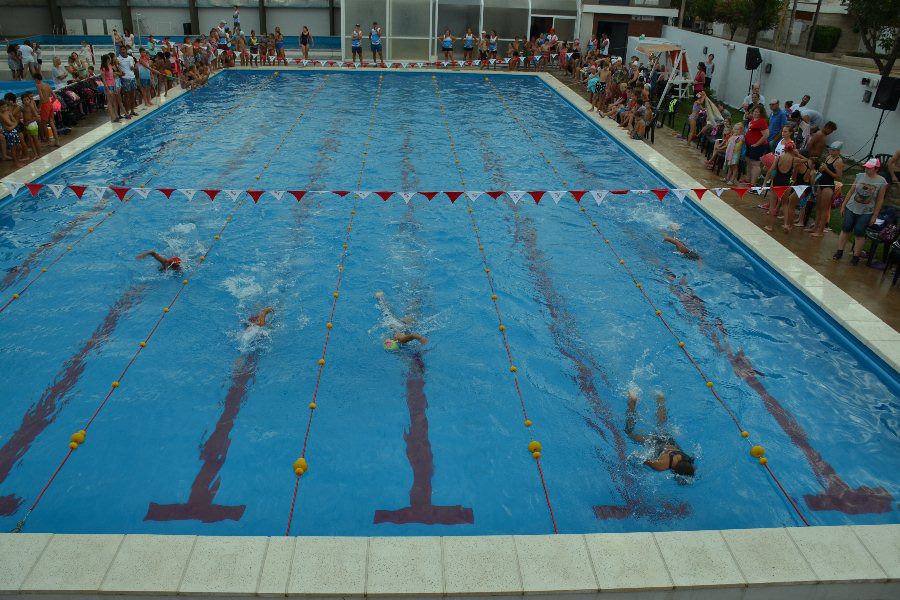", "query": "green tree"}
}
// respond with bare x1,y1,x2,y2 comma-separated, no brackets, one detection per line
688,0,719,24
714,0,752,40
844,0,900,76
744,0,784,45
